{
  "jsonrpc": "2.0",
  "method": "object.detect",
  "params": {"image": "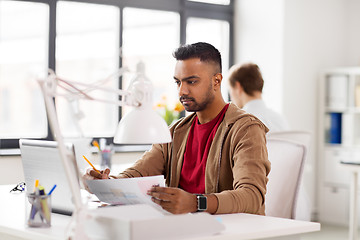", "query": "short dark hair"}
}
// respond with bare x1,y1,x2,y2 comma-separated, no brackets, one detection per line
173,42,222,73
228,63,264,96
